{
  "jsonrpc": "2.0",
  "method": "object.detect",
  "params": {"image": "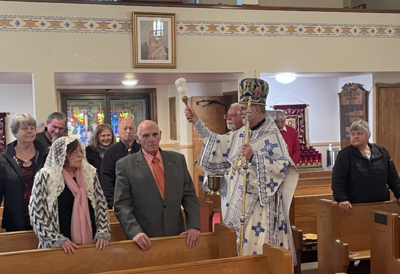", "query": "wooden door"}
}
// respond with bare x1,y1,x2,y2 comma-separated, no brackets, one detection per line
376,84,400,170
191,96,226,232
